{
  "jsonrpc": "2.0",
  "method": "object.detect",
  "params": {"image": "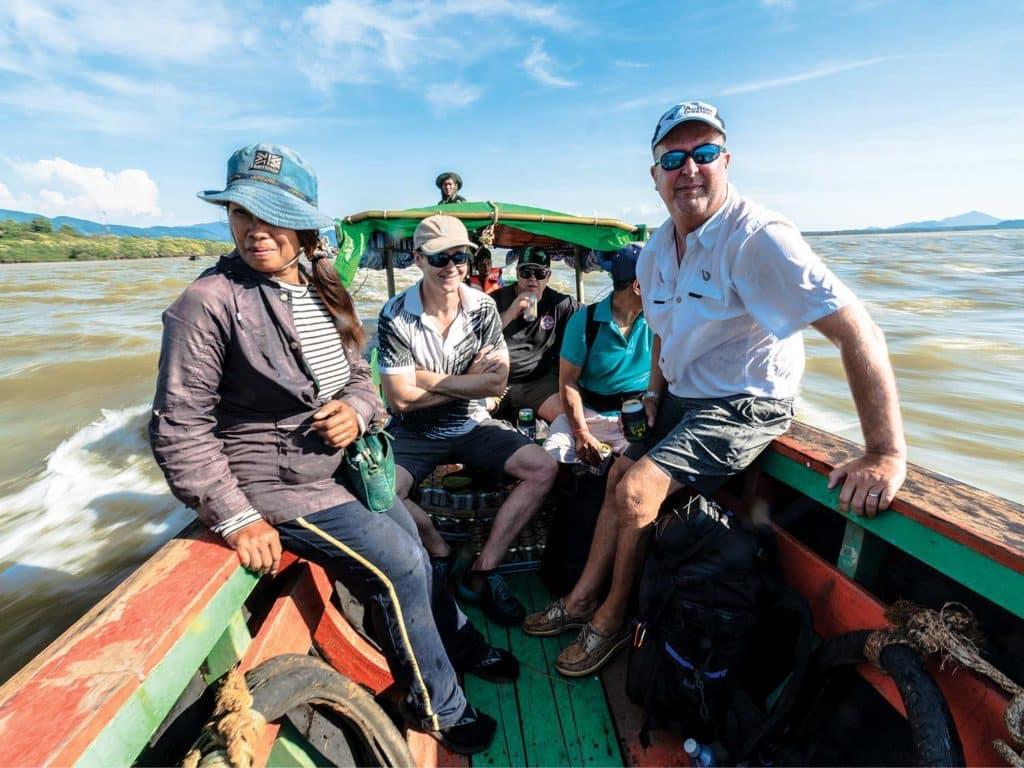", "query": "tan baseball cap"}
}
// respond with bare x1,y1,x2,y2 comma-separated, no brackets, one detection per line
413,214,478,255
